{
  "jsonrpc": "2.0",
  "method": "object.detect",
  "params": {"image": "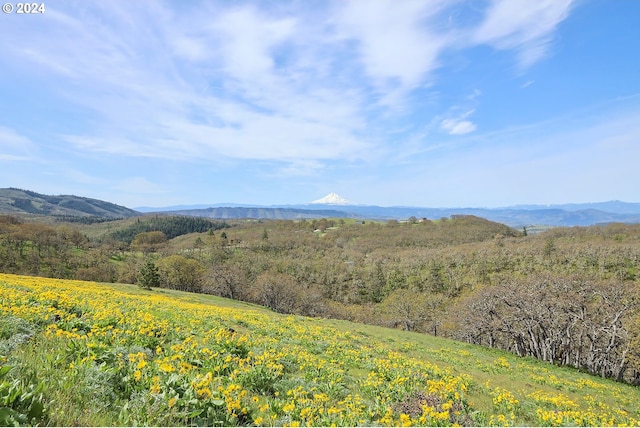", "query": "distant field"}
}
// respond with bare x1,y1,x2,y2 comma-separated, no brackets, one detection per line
1,273,639,426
